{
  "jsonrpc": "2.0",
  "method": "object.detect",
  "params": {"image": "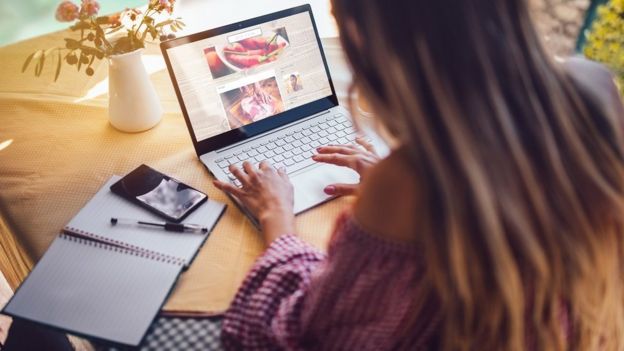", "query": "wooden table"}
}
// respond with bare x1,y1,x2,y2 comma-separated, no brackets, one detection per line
0,28,355,315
